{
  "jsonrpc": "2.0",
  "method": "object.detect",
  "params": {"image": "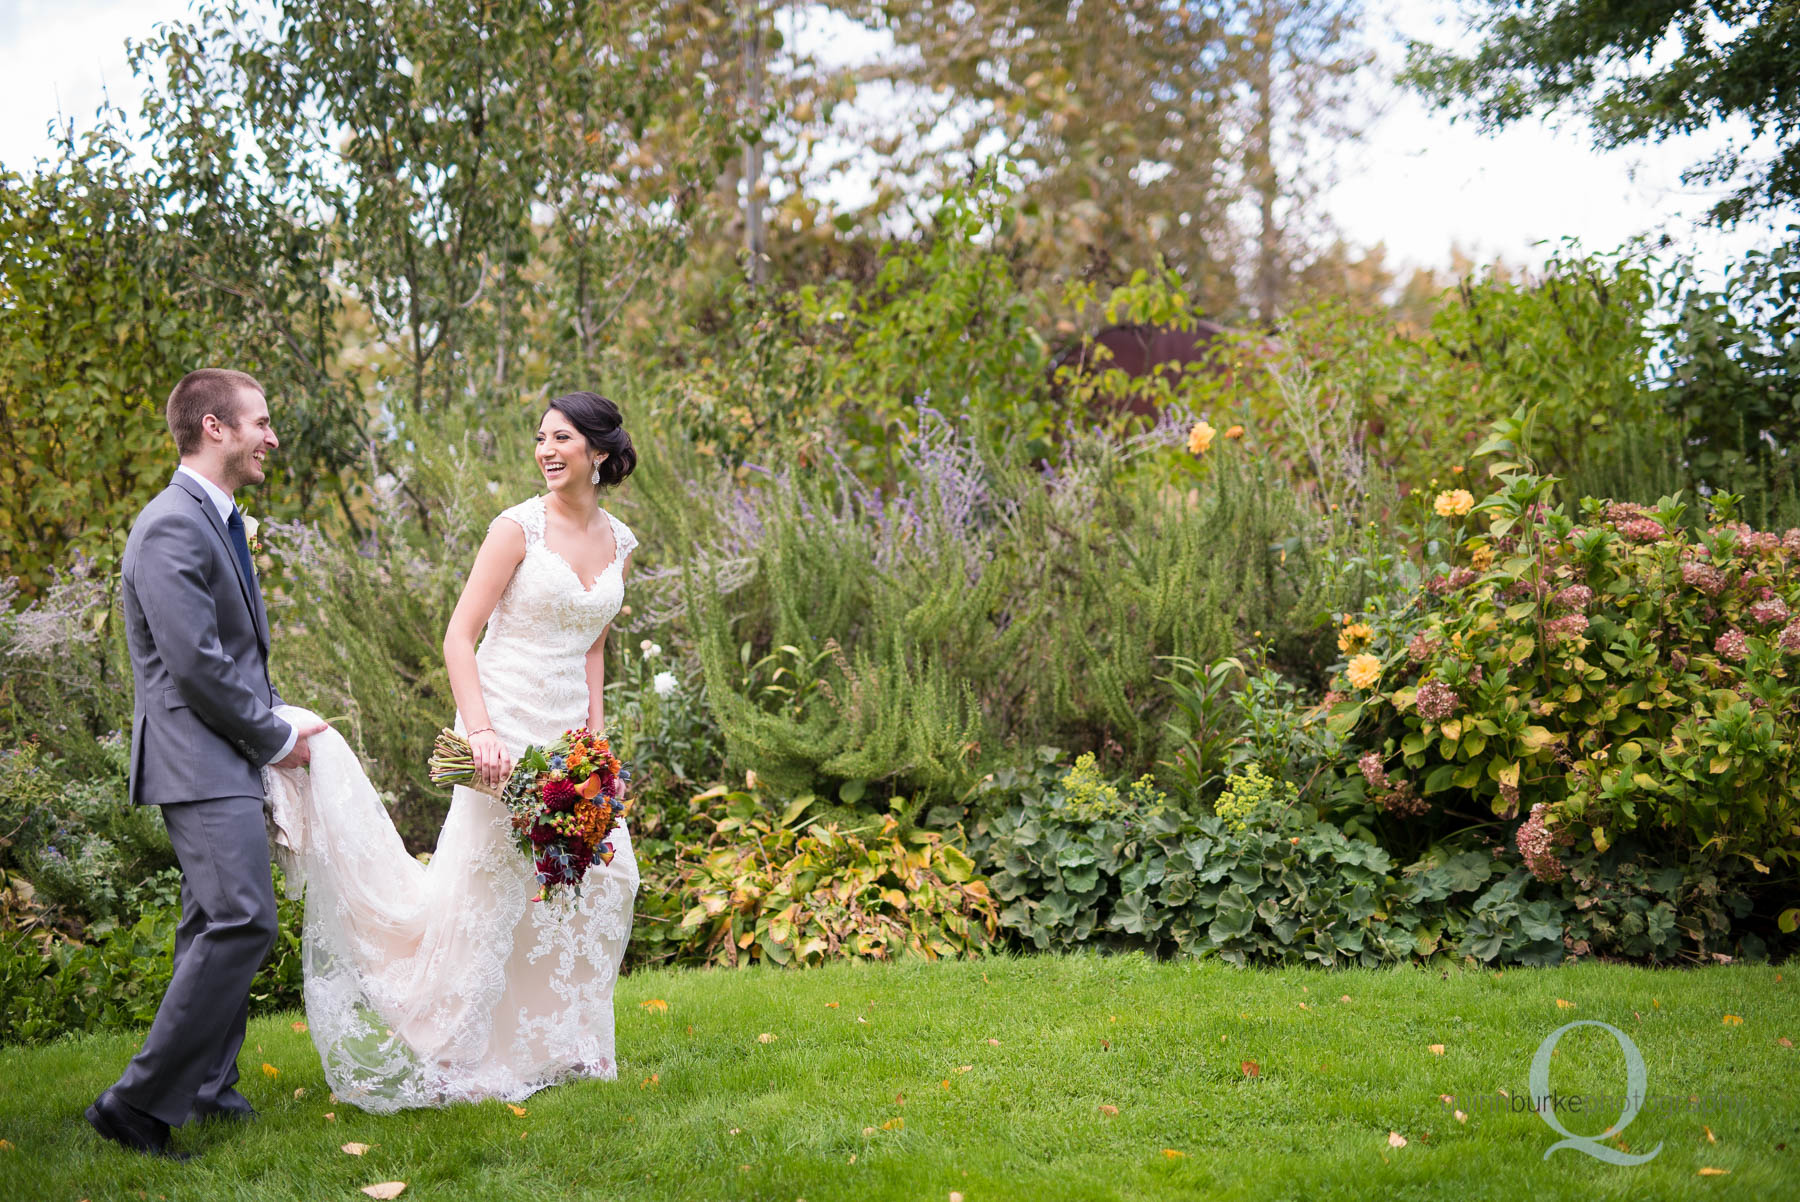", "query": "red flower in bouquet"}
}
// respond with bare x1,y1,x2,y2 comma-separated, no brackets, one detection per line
541,778,580,812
